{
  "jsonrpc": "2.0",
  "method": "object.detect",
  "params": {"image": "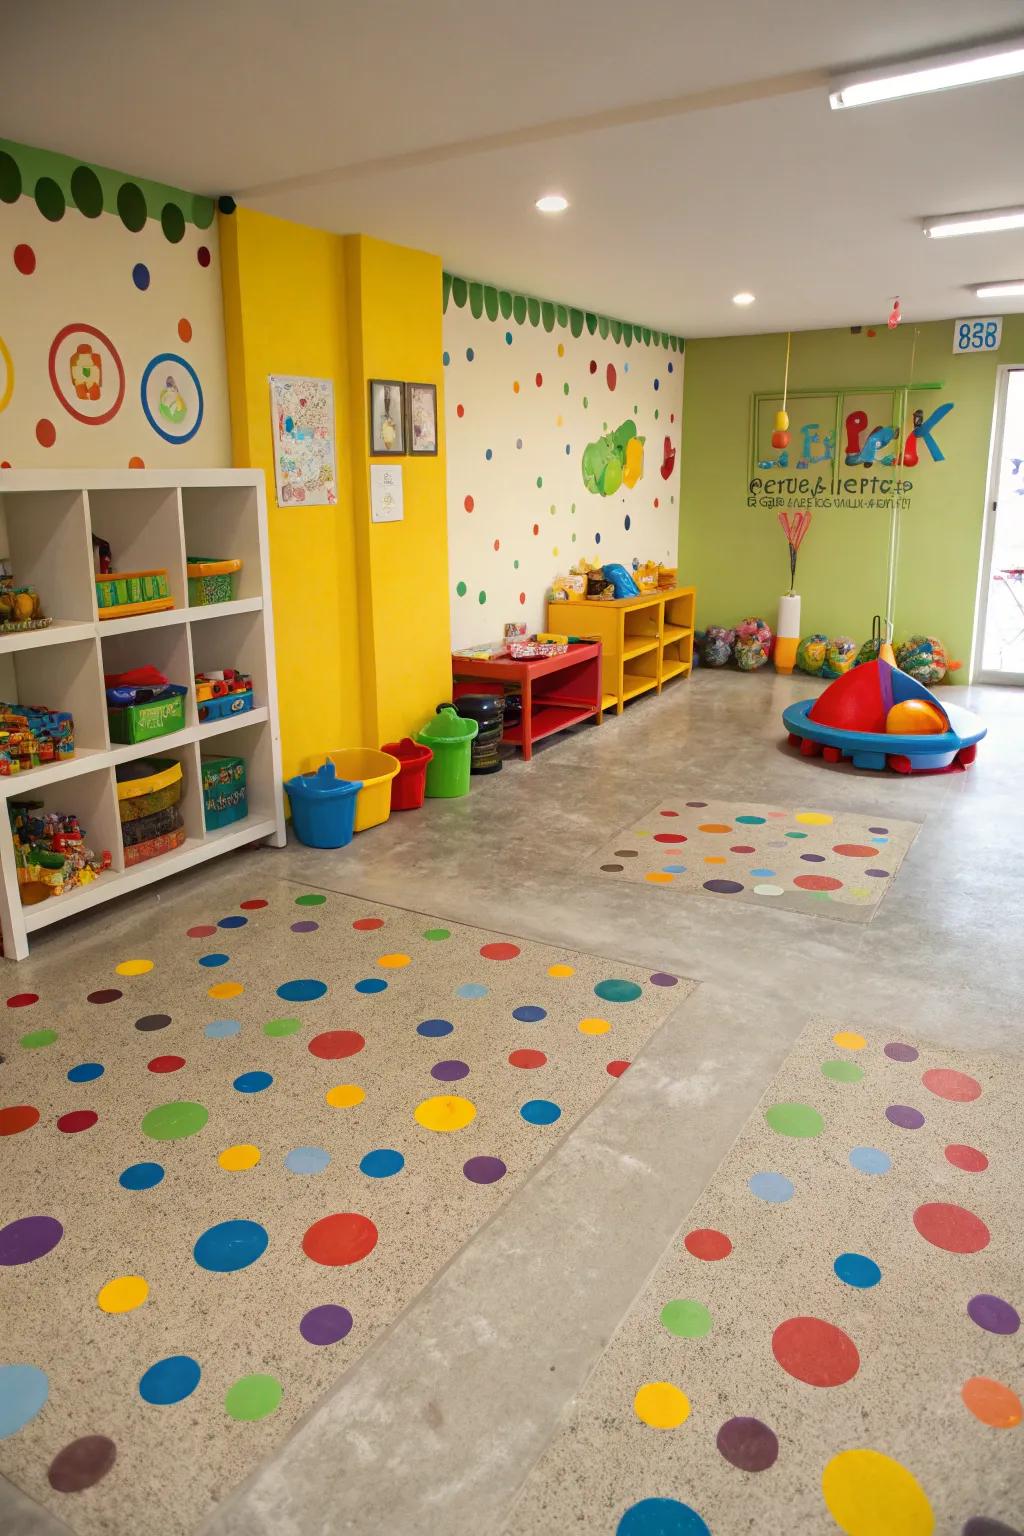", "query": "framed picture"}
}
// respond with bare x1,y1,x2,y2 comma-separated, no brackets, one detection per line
368,379,404,455
405,381,438,456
